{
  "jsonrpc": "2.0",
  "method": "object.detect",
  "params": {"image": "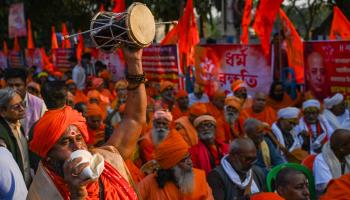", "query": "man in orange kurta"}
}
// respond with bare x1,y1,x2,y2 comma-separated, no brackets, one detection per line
172,90,190,120
244,92,277,126
86,103,106,146
137,131,214,200
267,81,301,112
321,173,350,199
207,91,228,142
